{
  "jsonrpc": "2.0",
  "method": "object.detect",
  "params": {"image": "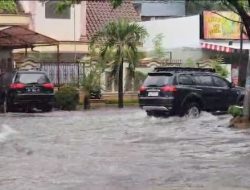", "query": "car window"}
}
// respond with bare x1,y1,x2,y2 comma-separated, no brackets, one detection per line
213,76,229,87
194,75,214,86
143,74,173,87
15,73,50,84
178,74,194,85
